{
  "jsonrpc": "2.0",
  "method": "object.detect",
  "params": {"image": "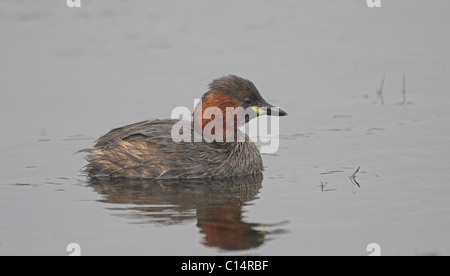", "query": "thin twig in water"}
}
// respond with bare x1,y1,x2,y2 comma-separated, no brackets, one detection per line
349,166,361,188
377,77,385,105
402,73,406,105
319,180,336,192
320,181,326,192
